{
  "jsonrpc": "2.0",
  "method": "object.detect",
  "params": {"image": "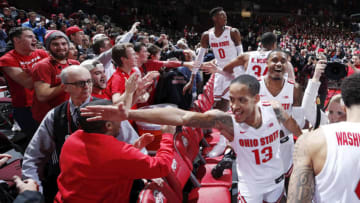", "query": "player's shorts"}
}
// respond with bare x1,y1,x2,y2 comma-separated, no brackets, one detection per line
214,66,245,101
214,73,231,101
279,133,294,175
238,179,284,203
